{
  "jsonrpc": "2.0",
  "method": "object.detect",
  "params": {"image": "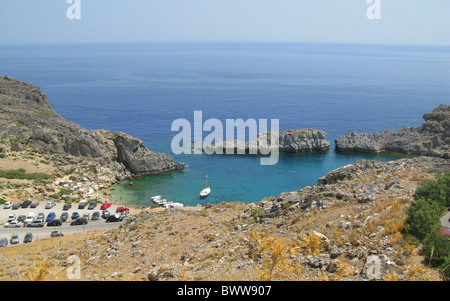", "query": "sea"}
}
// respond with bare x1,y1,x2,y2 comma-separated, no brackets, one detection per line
1,42,449,207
